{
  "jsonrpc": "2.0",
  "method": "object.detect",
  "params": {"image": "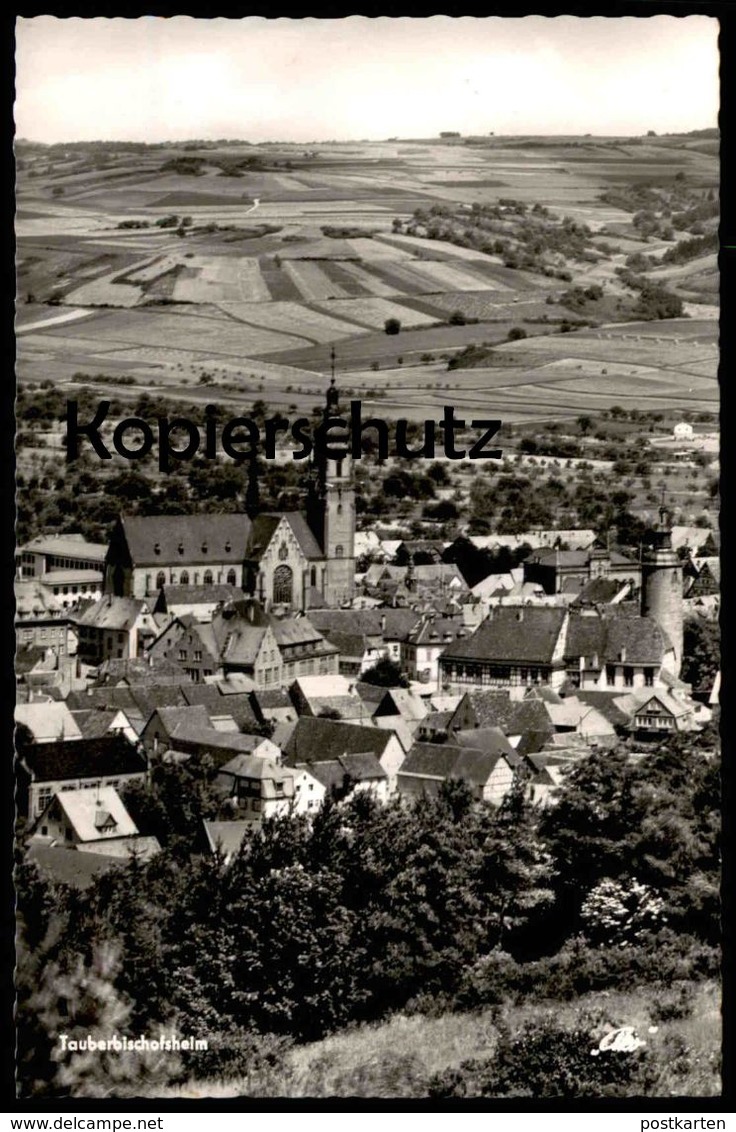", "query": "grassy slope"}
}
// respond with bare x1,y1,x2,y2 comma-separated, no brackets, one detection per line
163,980,721,1100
